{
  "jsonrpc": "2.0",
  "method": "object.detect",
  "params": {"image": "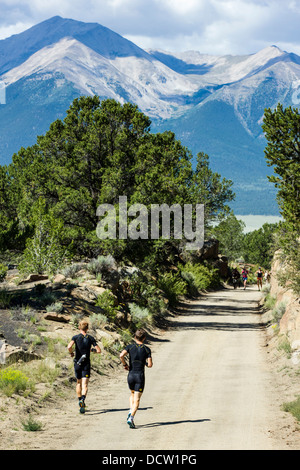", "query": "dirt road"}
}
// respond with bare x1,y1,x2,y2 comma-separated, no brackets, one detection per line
8,285,298,451
68,286,292,450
